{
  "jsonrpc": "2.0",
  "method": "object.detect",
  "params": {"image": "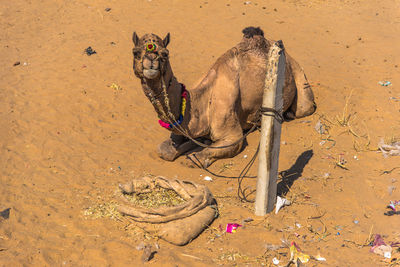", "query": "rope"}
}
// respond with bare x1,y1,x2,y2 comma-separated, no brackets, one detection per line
186,143,260,203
